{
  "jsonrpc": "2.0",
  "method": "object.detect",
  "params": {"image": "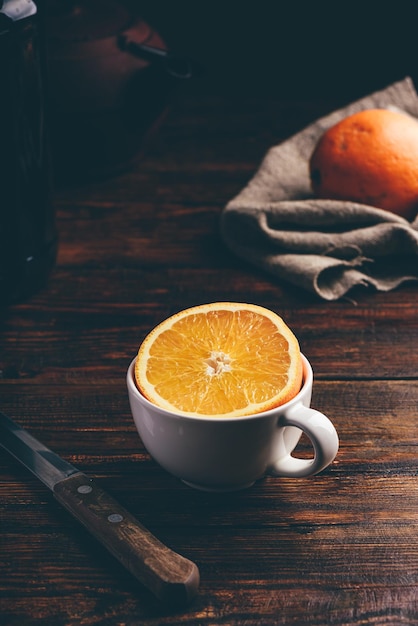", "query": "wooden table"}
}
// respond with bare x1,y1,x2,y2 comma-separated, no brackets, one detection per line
1,88,417,625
